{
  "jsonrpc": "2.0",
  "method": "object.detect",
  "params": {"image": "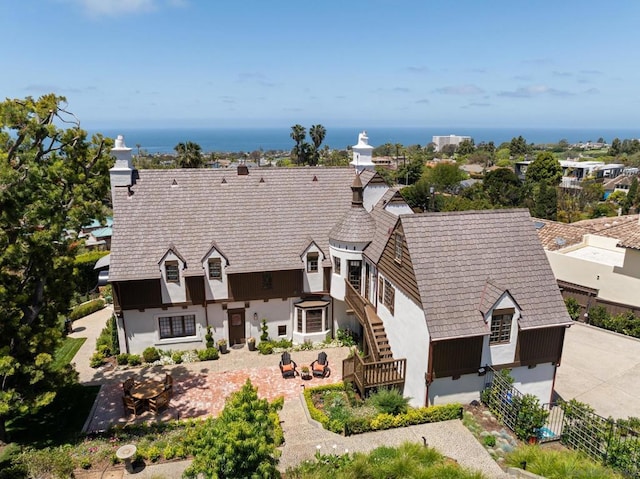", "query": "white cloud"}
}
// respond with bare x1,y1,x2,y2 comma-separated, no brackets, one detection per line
497,85,573,98
434,84,484,95
72,0,185,16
